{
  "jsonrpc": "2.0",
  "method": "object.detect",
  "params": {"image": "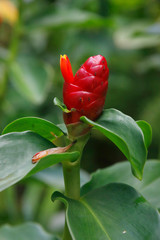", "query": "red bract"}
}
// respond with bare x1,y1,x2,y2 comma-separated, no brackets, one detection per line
61,54,109,124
